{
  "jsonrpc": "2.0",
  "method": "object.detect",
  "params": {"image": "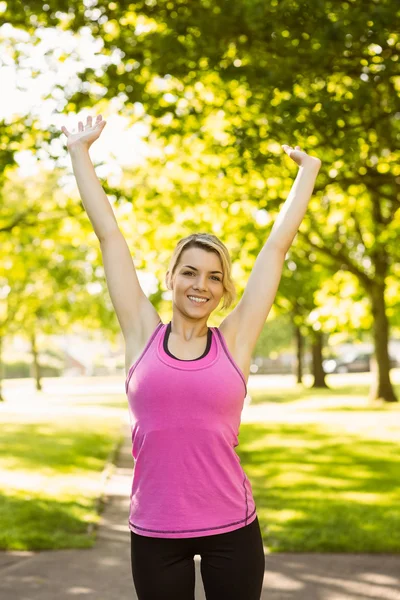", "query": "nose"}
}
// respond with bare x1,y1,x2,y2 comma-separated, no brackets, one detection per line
193,278,208,292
